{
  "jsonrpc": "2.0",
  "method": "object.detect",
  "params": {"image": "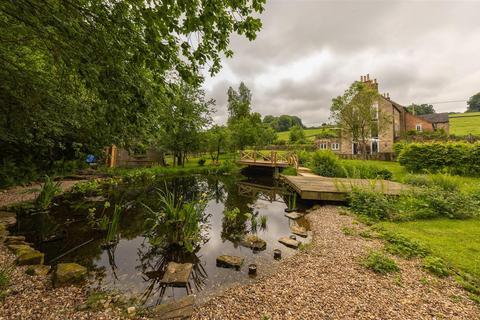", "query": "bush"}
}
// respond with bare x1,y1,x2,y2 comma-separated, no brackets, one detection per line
348,188,394,220
398,142,480,176
423,256,450,277
363,251,399,274
311,150,344,177
342,162,393,180
197,158,206,166
282,167,297,176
